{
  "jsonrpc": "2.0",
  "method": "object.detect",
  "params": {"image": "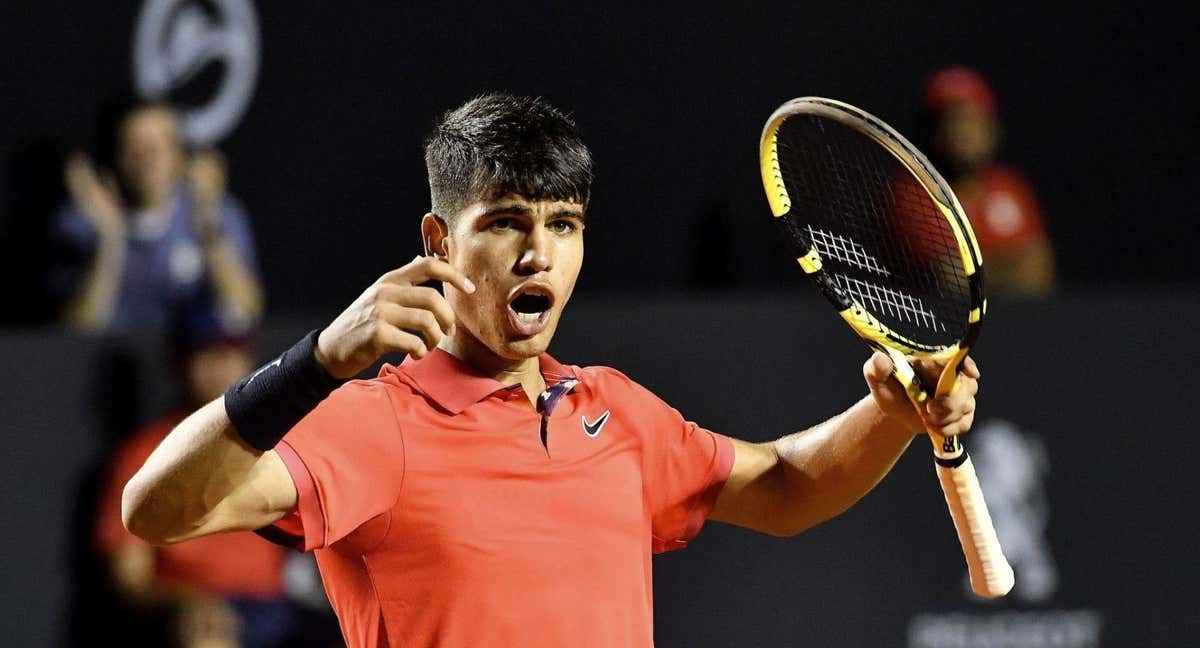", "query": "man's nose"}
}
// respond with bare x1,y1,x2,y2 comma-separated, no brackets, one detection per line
516,226,552,274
